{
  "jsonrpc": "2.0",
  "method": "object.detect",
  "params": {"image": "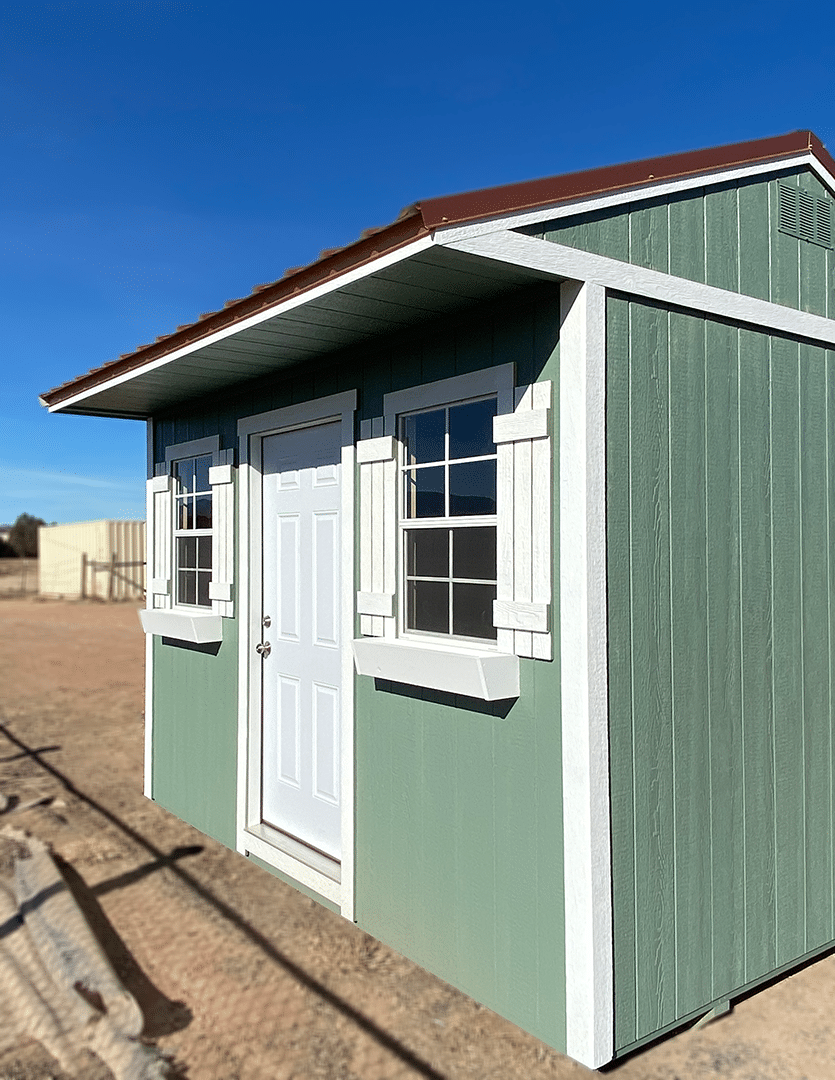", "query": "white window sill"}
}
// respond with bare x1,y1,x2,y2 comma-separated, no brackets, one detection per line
139,607,224,643
352,637,519,701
